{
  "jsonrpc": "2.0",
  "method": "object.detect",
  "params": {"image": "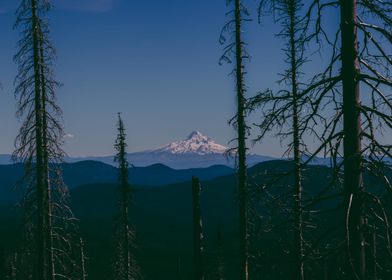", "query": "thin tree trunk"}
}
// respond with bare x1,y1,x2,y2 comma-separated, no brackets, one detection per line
340,0,366,278
192,177,204,280
234,0,248,279
288,1,304,279
31,1,47,279
79,238,87,280
39,27,55,280
120,143,130,279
